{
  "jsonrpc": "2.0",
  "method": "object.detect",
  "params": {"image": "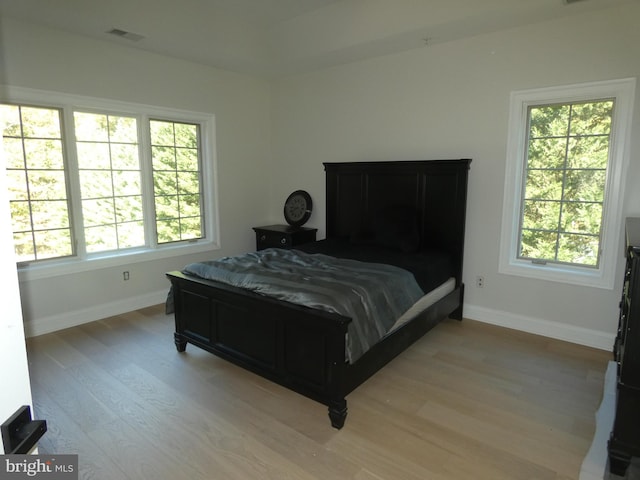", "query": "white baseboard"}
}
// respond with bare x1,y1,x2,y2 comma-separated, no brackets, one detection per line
464,304,615,351
24,294,616,351
24,289,169,338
